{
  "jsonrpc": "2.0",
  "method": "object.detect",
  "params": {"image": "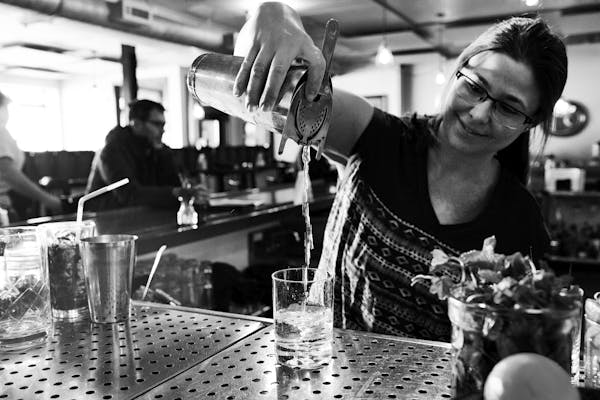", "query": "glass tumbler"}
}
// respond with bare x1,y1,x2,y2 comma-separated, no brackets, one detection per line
38,220,96,321
585,295,600,388
0,227,52,351
272,268,333,369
